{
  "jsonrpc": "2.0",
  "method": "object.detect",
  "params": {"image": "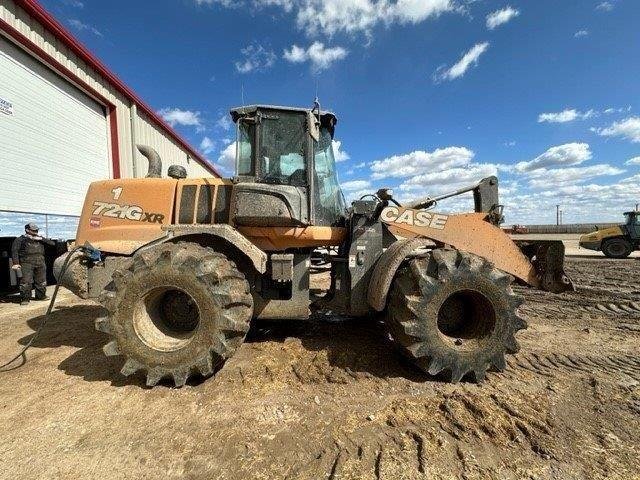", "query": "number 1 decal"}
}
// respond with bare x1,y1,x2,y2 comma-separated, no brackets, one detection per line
112,186,123,200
